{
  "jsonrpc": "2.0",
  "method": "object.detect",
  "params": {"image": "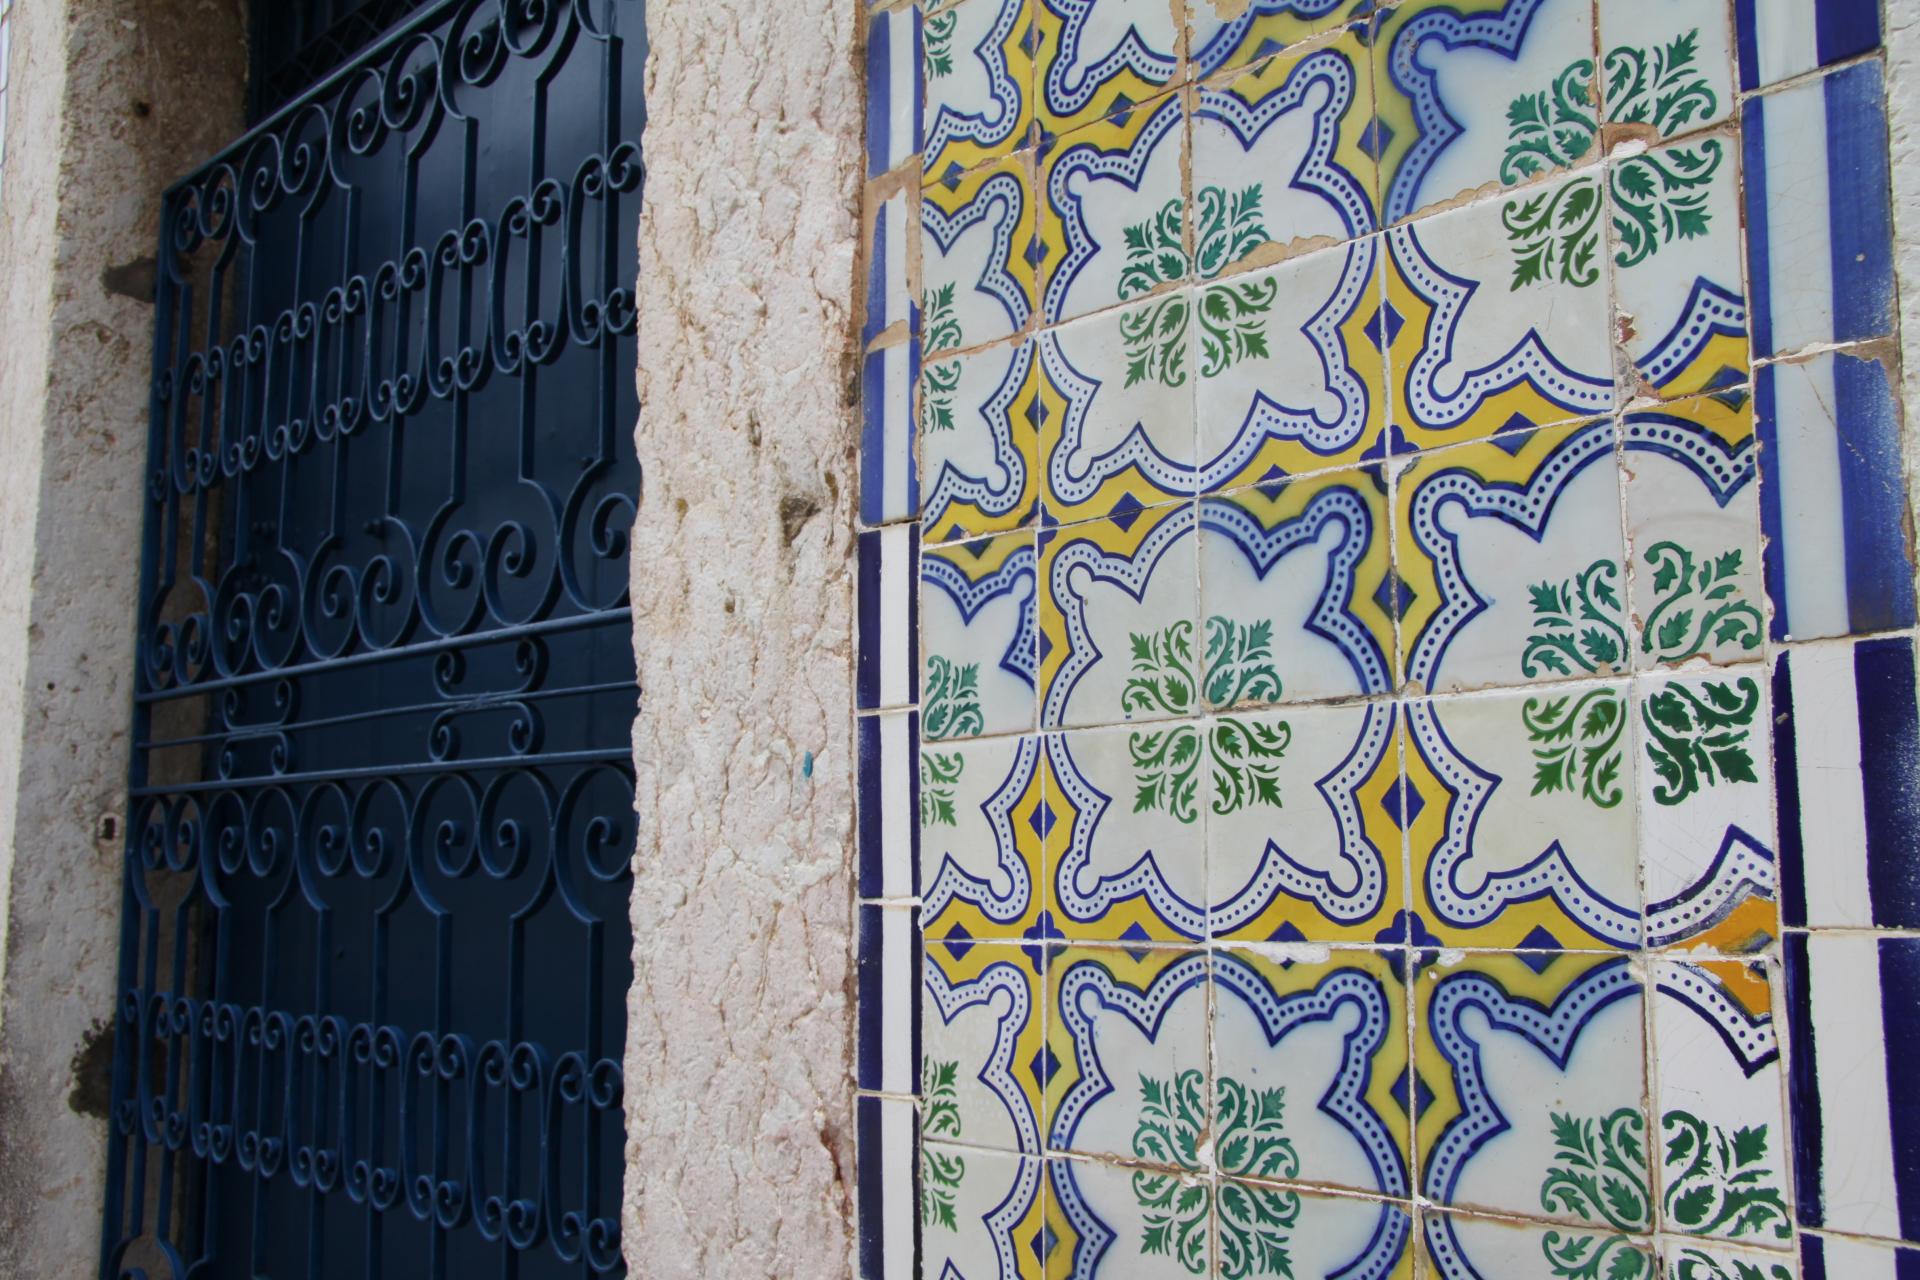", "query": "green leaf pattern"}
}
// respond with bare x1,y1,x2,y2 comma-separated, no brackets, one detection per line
921,283,962,433
920,1058,965,1232
1118,185,1272,386
1128,617,1288,823
1641,676,1760,806
1662,1111,1790,1241
1524,559,1627,678
1524,687,1627,810
923,655,985,741
924,9,957,80
920,751,964,827
1640,542,1761,663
